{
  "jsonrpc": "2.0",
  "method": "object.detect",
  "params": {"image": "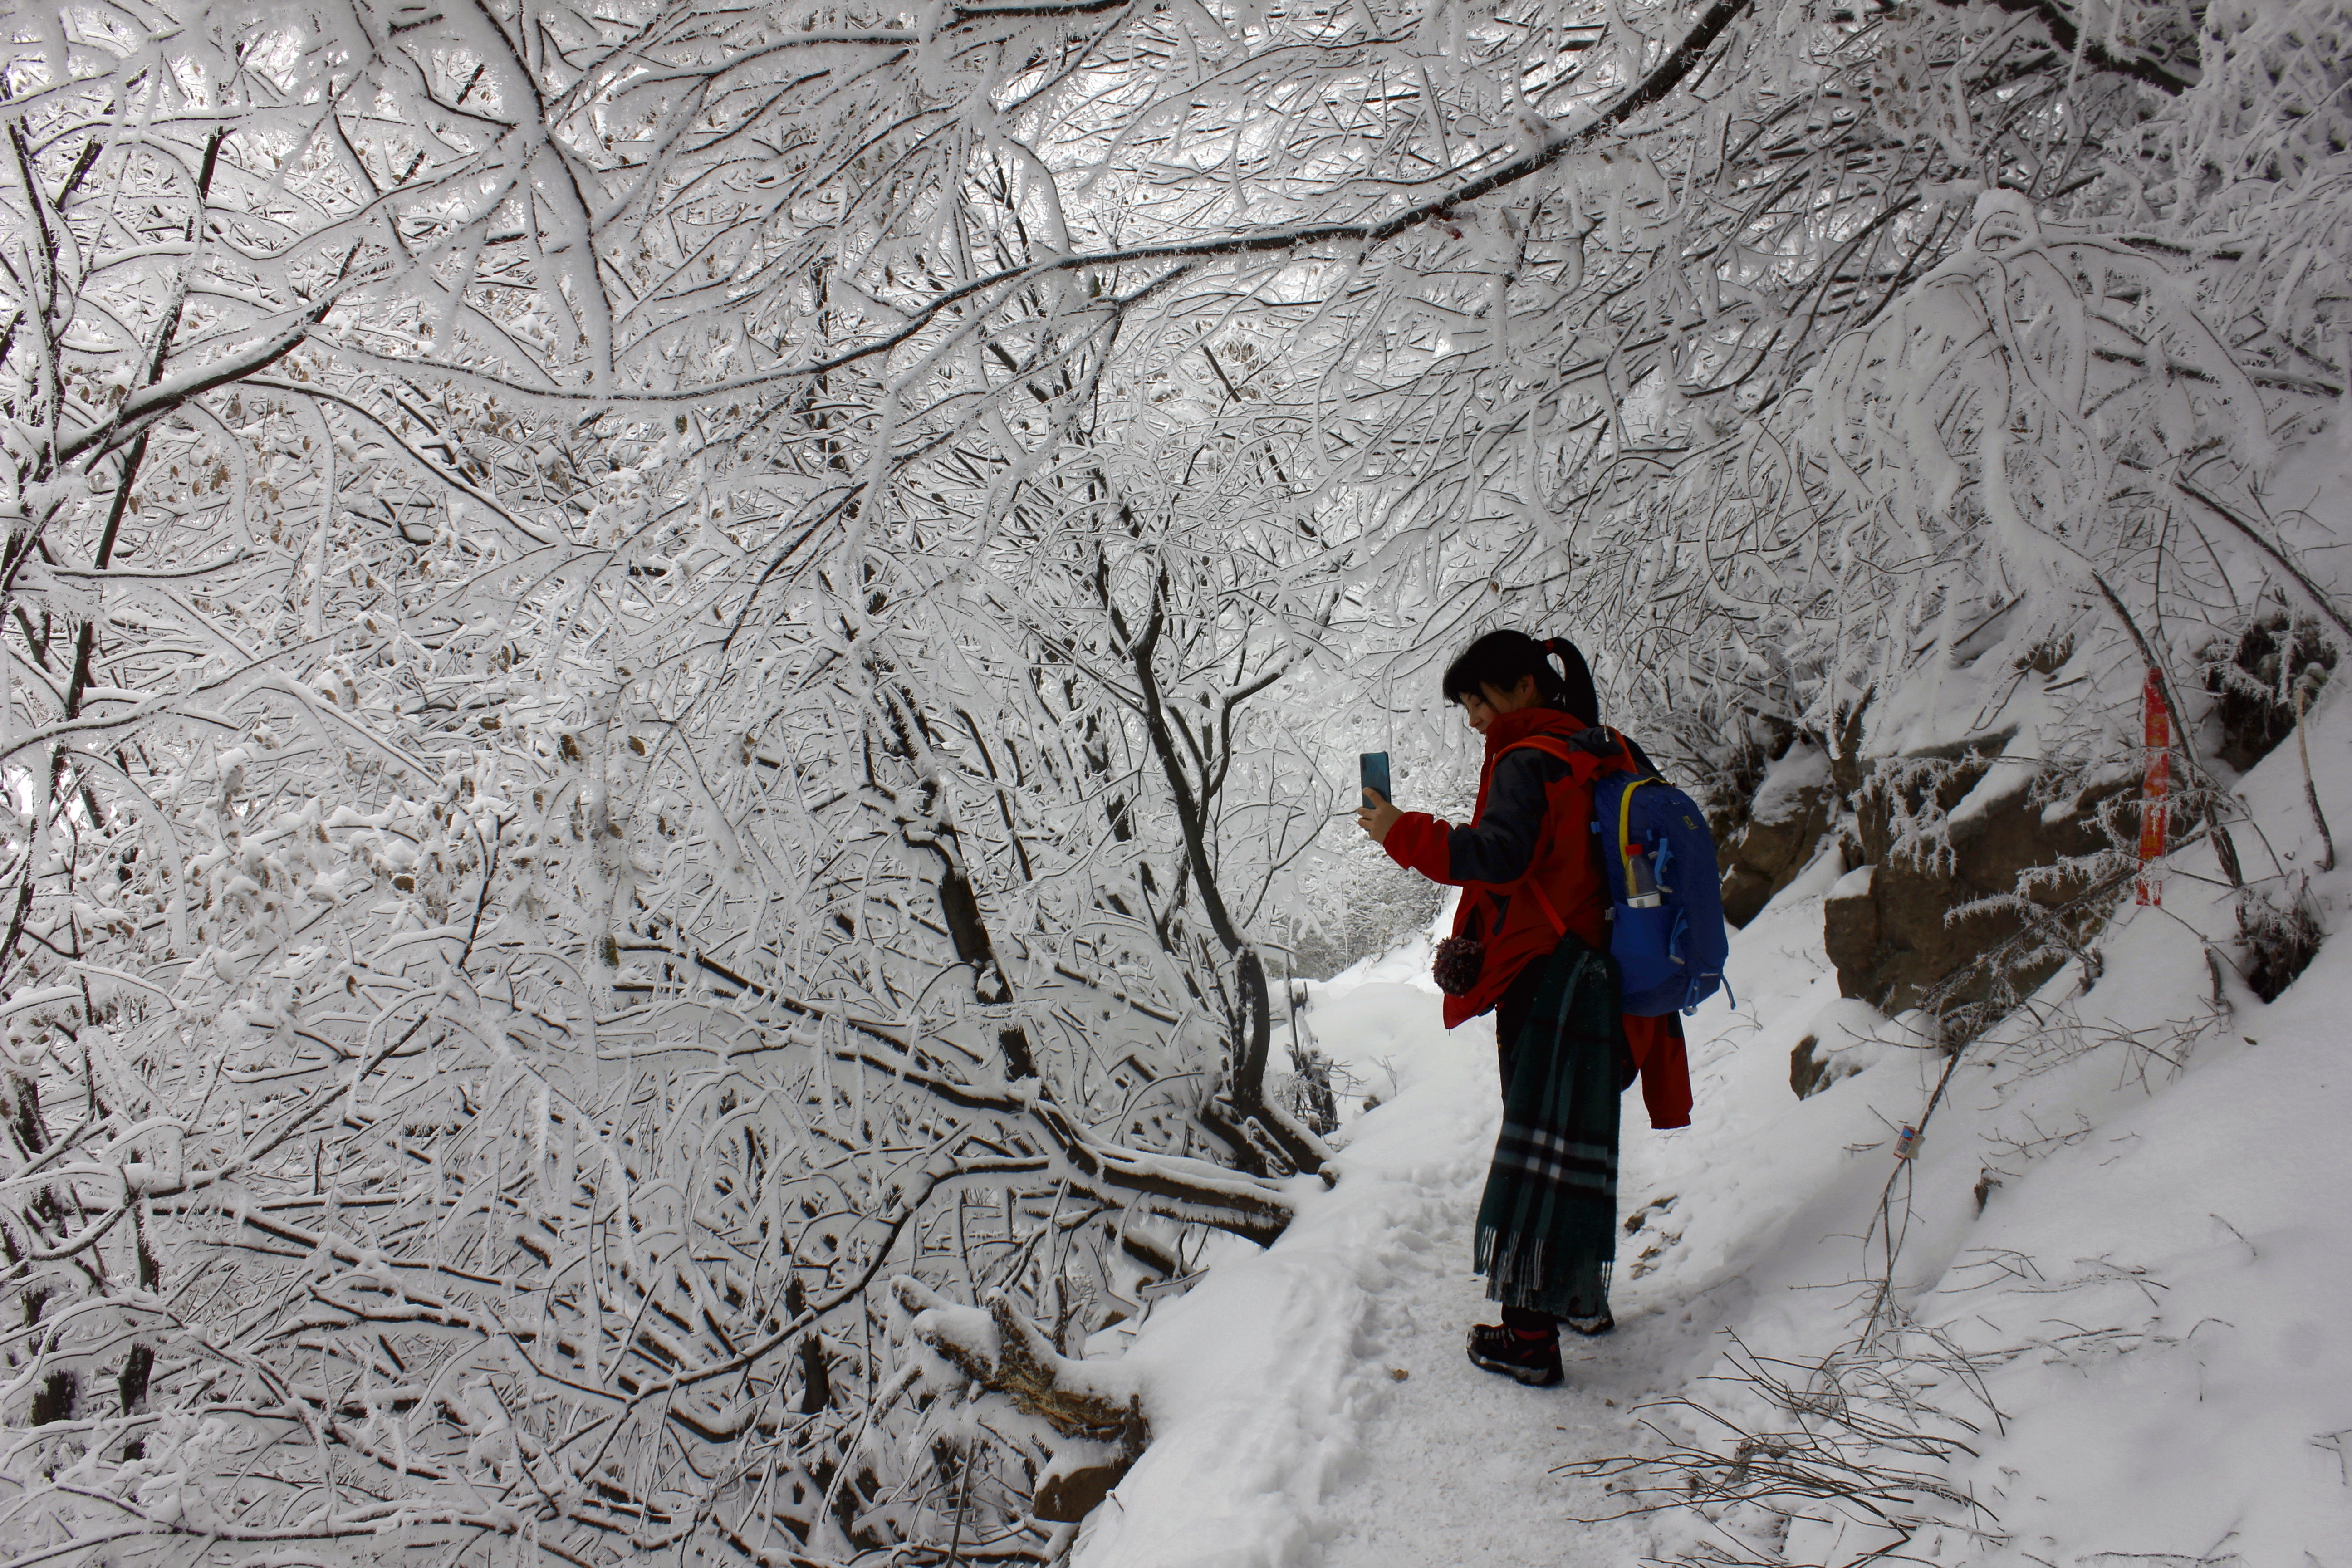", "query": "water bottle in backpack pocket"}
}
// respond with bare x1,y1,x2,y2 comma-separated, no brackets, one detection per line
1592,770,1732,1016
